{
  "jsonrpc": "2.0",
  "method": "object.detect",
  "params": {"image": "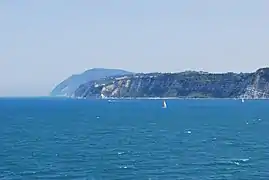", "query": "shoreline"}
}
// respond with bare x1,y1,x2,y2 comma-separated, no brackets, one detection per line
5,96,268,100
70,96,269,100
